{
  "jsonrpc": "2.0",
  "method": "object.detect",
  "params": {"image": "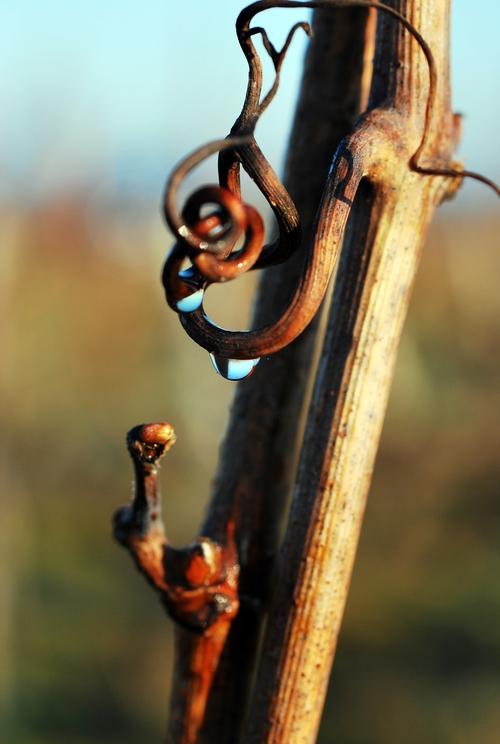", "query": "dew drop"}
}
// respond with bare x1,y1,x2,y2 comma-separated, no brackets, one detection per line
176,288,204,313
209,354,260,381
176,265,204,312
